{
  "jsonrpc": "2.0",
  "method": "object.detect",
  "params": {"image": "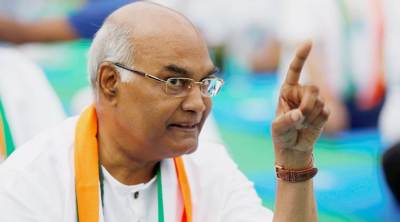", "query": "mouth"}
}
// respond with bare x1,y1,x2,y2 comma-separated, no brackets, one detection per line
168,123,199,132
